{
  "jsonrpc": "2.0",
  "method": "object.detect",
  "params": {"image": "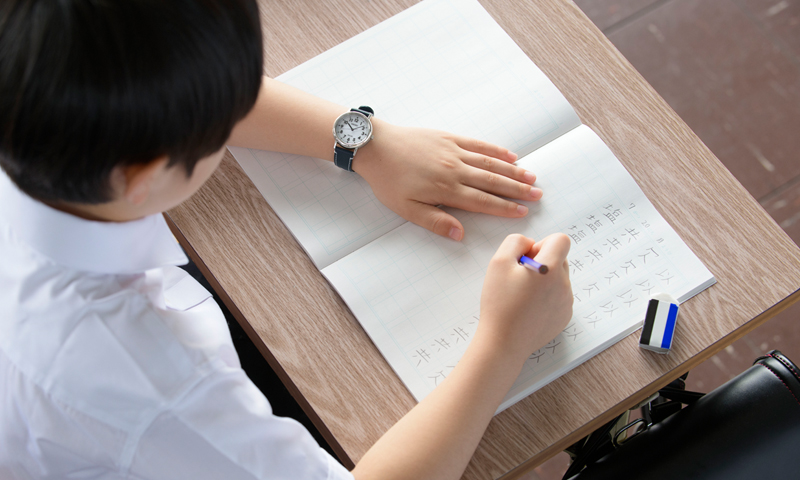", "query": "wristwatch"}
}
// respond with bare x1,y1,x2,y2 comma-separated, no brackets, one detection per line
332,106,374,171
